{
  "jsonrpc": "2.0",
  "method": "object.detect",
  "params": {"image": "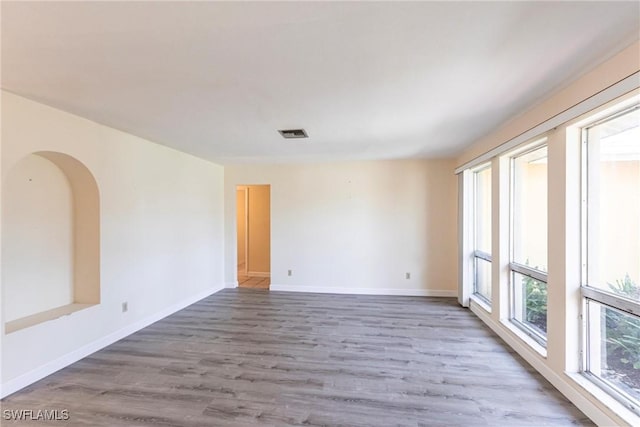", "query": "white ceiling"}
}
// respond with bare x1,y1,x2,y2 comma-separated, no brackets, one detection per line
2,1,639,164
